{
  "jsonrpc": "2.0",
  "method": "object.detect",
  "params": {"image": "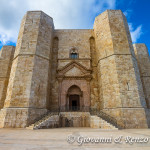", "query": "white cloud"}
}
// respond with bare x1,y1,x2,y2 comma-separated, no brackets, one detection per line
123,9,133,18
0,0,29,45
0,0,116,46
0,28,17,44
123,10,143,43
128,23,143,43
0,0,144,47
